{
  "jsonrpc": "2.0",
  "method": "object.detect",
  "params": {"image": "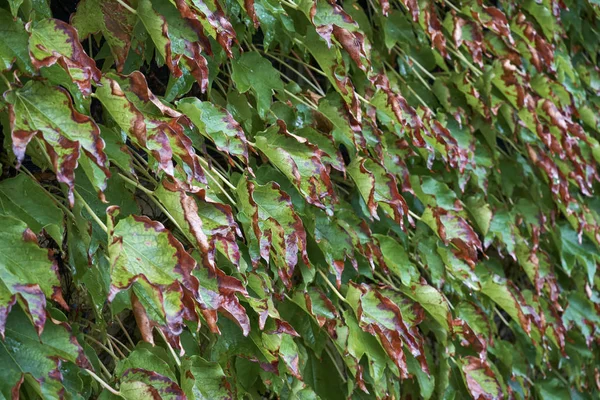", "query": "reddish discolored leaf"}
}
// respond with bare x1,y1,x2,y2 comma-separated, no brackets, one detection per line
255,121,337,215
347,157,410,229
107,206,202,346
0,216,68,338
422,207,482,267
71,0,137,71
28,18,101,96
5,80,109,205
236,177,308,289
459,356,504,400
347,283,429,378
173,0,238,57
